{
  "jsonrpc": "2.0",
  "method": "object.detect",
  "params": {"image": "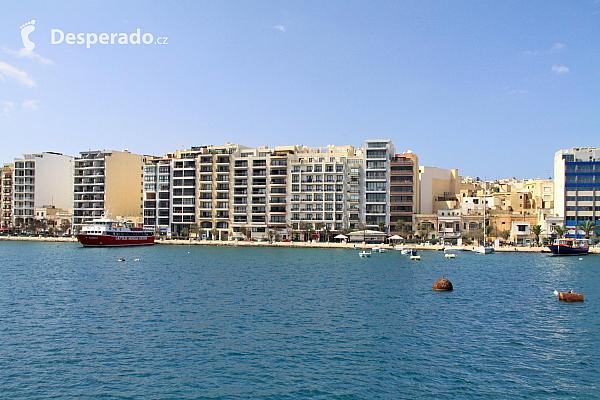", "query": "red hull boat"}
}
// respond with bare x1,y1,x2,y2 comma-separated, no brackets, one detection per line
76,213,155,247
